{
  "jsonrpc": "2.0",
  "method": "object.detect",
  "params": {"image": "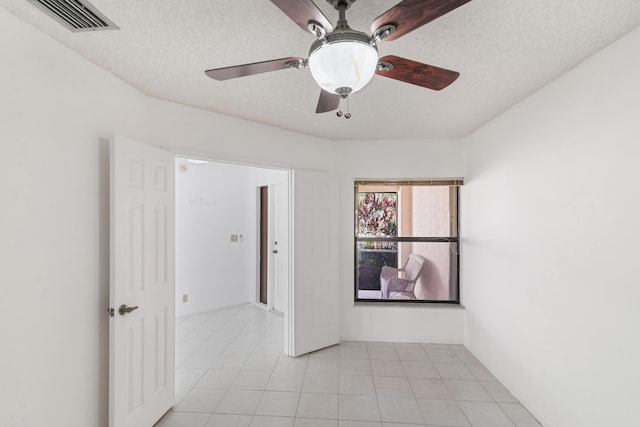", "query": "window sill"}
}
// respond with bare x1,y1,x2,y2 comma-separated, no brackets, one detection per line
354,299,465,309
